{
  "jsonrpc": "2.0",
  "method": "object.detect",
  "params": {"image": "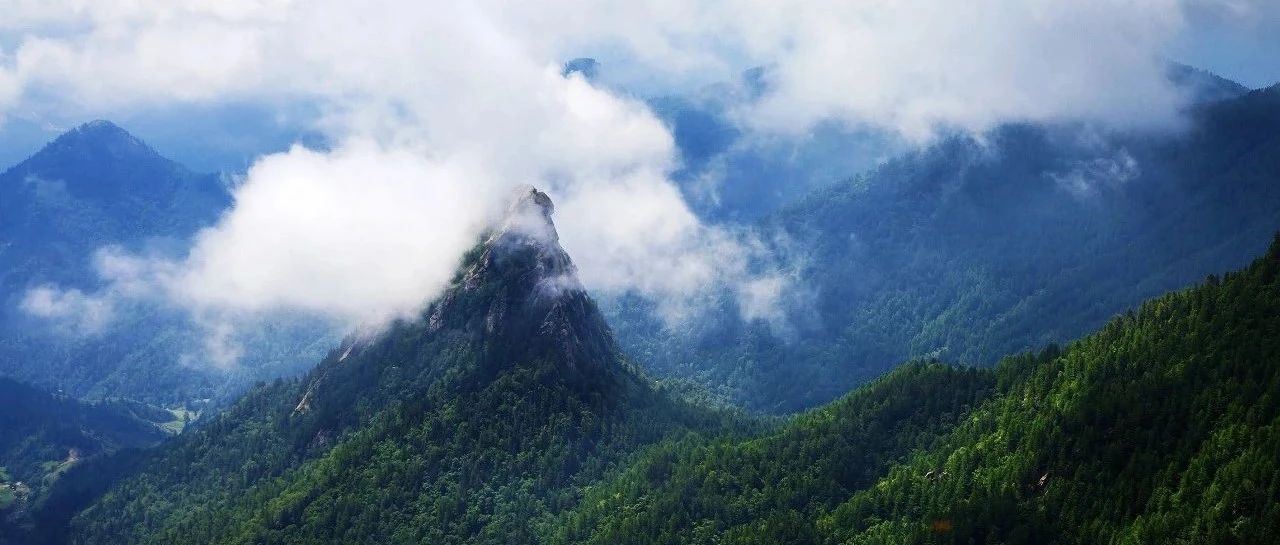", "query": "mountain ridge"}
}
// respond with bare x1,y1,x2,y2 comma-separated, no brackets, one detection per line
609,69,1280,413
